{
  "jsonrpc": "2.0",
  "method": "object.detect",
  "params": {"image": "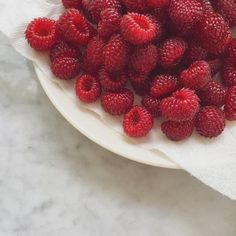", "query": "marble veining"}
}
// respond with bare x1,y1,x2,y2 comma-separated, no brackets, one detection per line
0,33,236,236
